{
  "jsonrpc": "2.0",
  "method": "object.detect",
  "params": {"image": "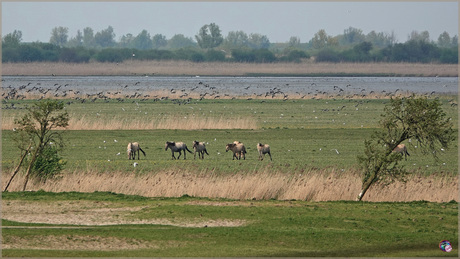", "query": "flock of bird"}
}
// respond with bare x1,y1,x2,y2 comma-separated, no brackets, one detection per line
1,77,457,109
